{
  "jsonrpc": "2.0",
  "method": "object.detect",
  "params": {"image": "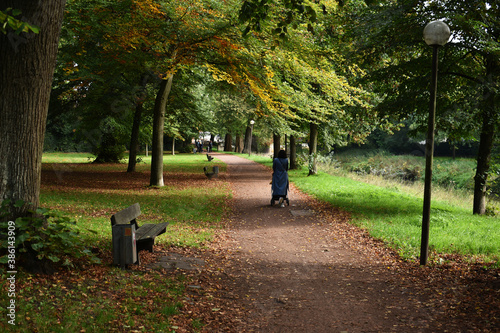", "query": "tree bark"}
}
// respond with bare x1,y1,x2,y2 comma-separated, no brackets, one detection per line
171,137,175,155
235,134,243,153
150,74,174,186
127,102,144,172
473,56,499,215
308,122,318,176
0,0,66,218
224,133,232,151
127,74,149,172
273,133,281,158
290,135,298,169
243,125,252,153
473,116,495,214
